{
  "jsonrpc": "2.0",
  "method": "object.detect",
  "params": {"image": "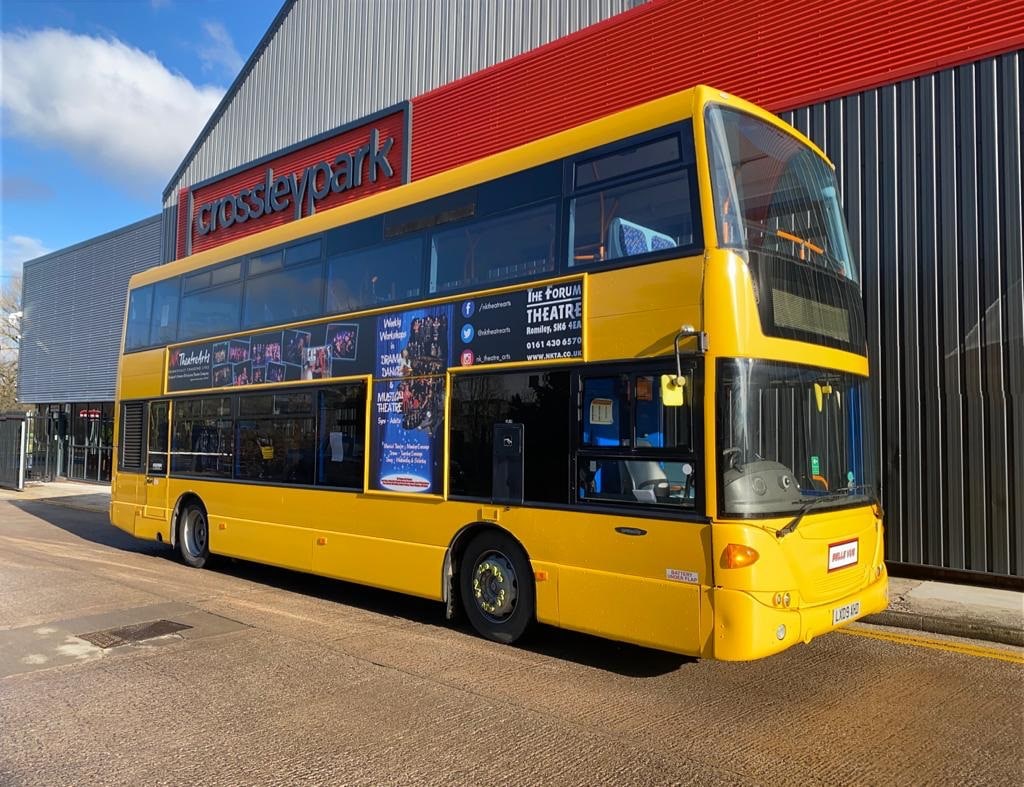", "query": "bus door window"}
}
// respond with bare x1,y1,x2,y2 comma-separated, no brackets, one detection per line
147,401,169,475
